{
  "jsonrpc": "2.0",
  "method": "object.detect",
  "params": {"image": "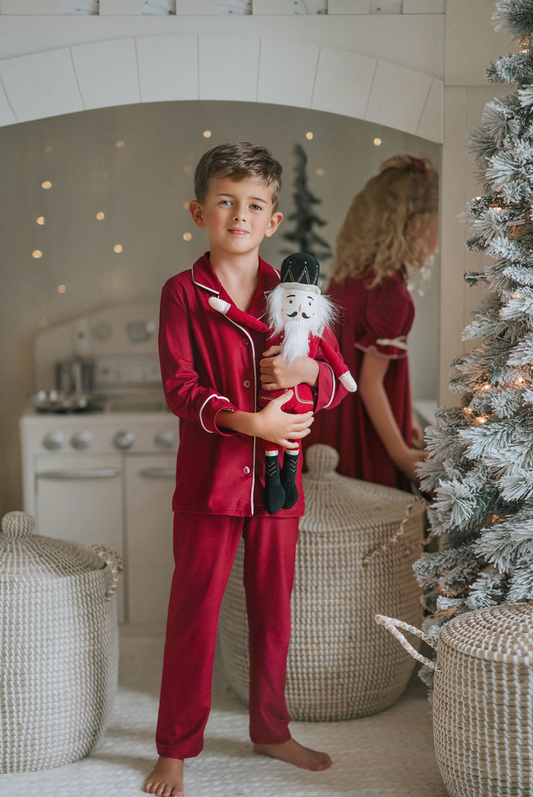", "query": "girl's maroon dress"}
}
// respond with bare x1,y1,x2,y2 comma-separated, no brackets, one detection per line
305,268,415,492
